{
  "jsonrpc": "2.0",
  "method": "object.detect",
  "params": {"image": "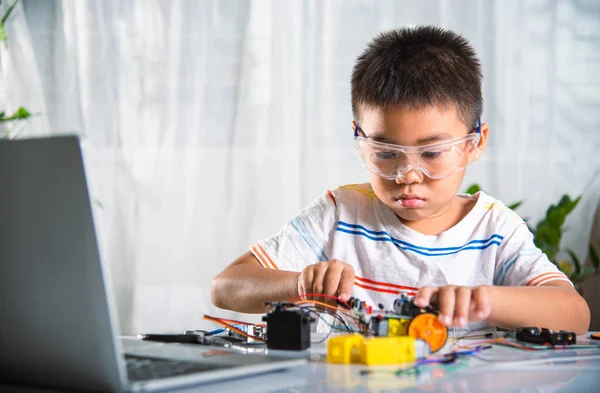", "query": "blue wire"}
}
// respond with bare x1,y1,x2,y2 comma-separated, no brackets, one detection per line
207,328,227,335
